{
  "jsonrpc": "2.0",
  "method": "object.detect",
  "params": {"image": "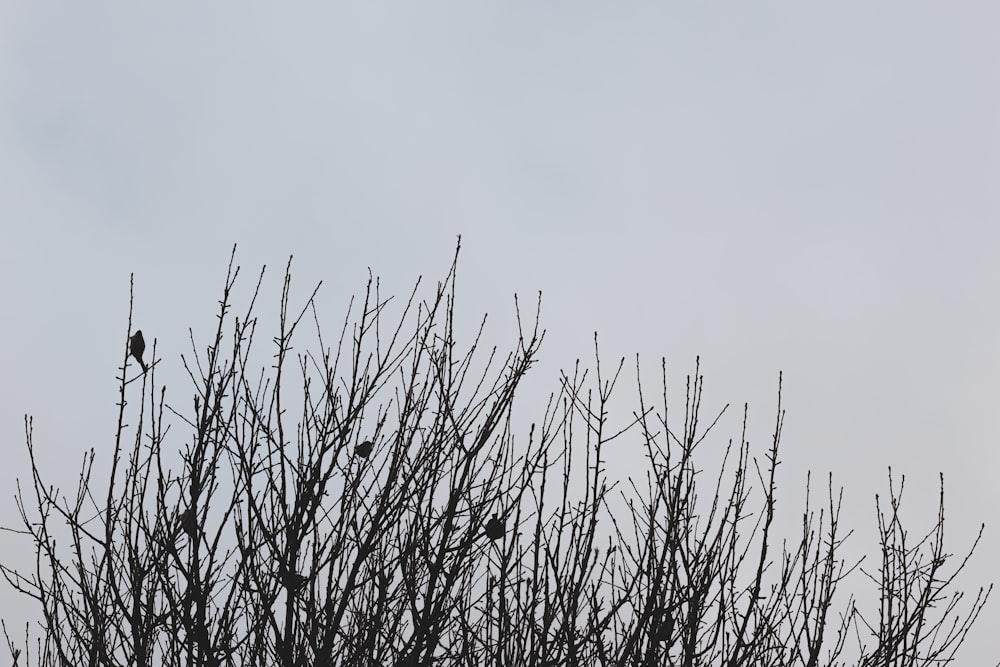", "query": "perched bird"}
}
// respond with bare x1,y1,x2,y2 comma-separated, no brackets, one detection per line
179,508,198,538
130,330,148,372
278,563,309,593
354,440,374,459
284,572,308,592
485,513,505,541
